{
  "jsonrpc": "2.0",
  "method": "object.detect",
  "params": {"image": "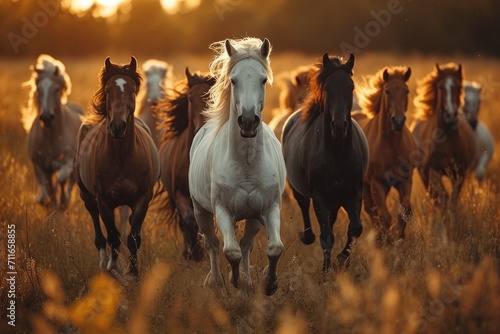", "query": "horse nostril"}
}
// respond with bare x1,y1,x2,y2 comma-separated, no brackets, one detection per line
252,115,260,128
